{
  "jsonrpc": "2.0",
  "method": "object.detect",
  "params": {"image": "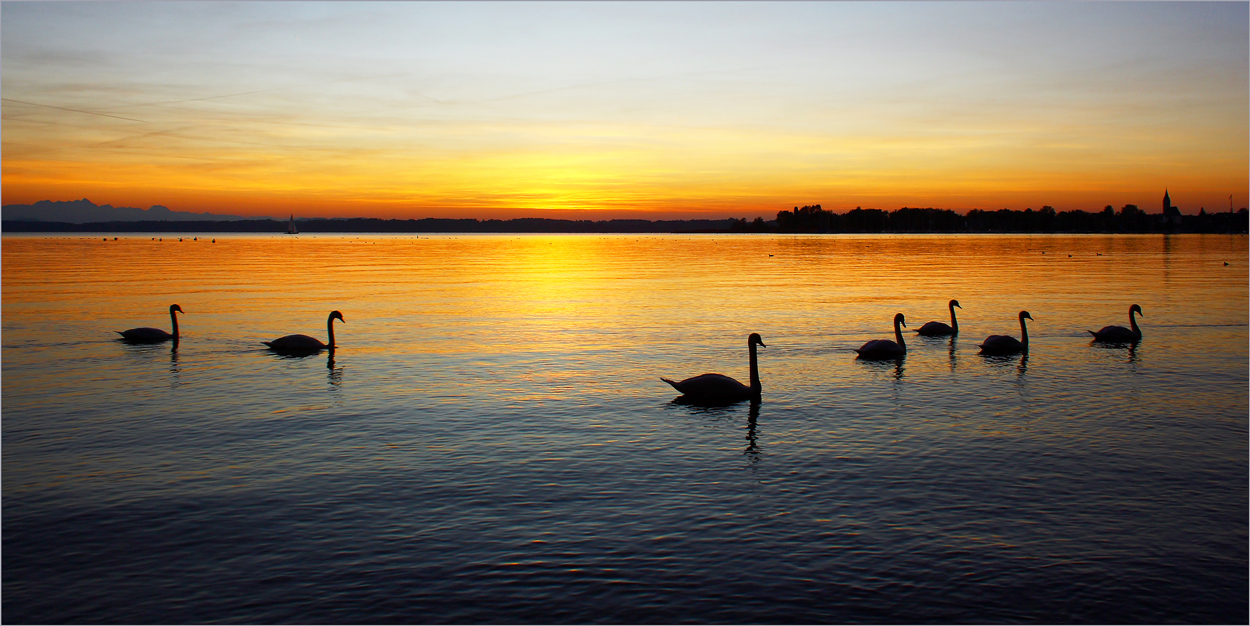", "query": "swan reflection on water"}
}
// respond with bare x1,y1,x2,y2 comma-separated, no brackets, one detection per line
744,402,761,466
1090,338,1141,366
267,348,343,378
327,352,343,388
910,333,960,372
980,351,1029,376
670,397,762,467
118,338,183,385
119,336,179,357
856,354,905,380
169,341,180,380
266,347,345,389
